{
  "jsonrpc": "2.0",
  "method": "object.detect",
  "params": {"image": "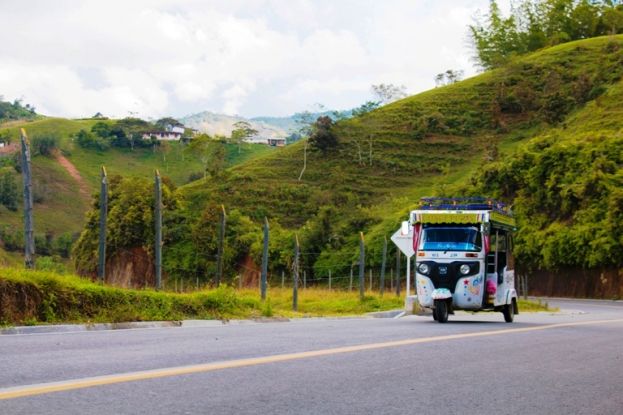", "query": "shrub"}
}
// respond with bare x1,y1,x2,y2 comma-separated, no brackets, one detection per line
31,134,58,156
